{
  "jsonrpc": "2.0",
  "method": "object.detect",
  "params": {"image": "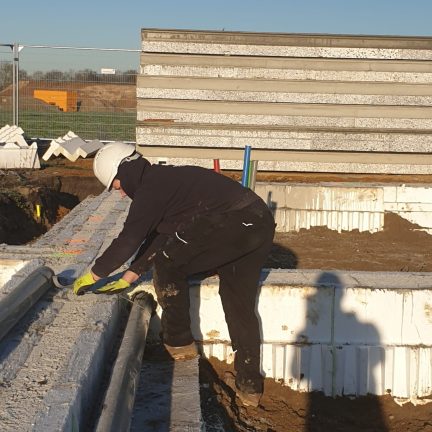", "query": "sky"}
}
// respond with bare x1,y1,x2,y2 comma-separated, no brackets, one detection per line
1,0,432,72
